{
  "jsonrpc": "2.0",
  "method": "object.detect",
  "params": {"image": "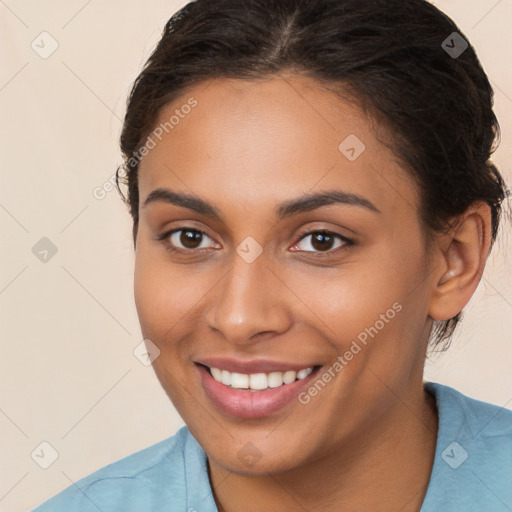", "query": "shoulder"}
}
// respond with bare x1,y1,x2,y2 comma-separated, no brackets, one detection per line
422,382,512,511
427,381,512,438
31,426,206,512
